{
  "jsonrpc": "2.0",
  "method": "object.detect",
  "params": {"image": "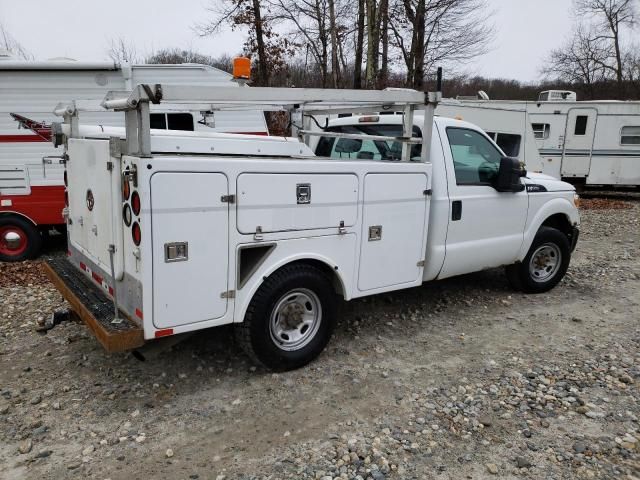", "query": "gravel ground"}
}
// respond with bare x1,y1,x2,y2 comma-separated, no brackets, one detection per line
1,200,639,480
